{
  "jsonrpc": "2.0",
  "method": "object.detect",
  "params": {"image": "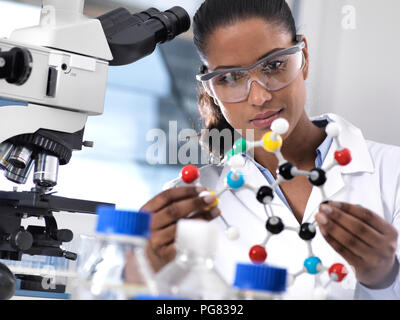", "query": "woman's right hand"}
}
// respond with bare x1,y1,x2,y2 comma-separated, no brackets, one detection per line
141,186,221,272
